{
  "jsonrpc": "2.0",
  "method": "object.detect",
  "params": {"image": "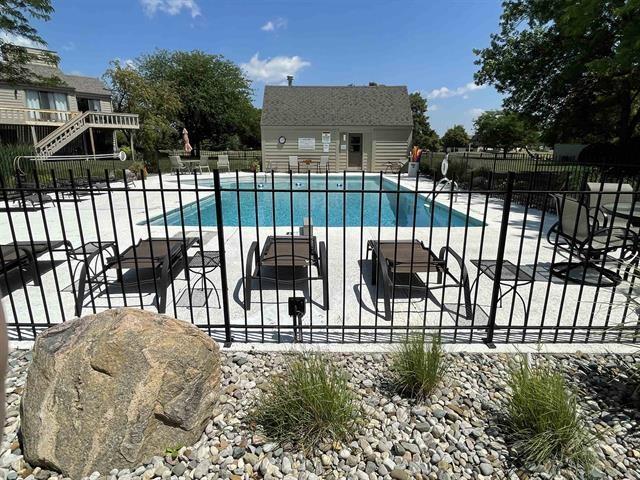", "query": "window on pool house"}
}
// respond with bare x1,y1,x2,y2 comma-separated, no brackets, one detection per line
25,90,69,122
